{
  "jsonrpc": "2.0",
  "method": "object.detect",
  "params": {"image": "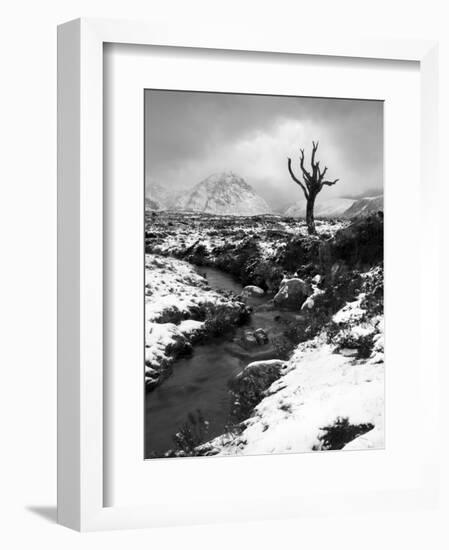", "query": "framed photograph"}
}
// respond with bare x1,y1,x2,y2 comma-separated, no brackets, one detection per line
143,90,385,460
58,18,440,531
